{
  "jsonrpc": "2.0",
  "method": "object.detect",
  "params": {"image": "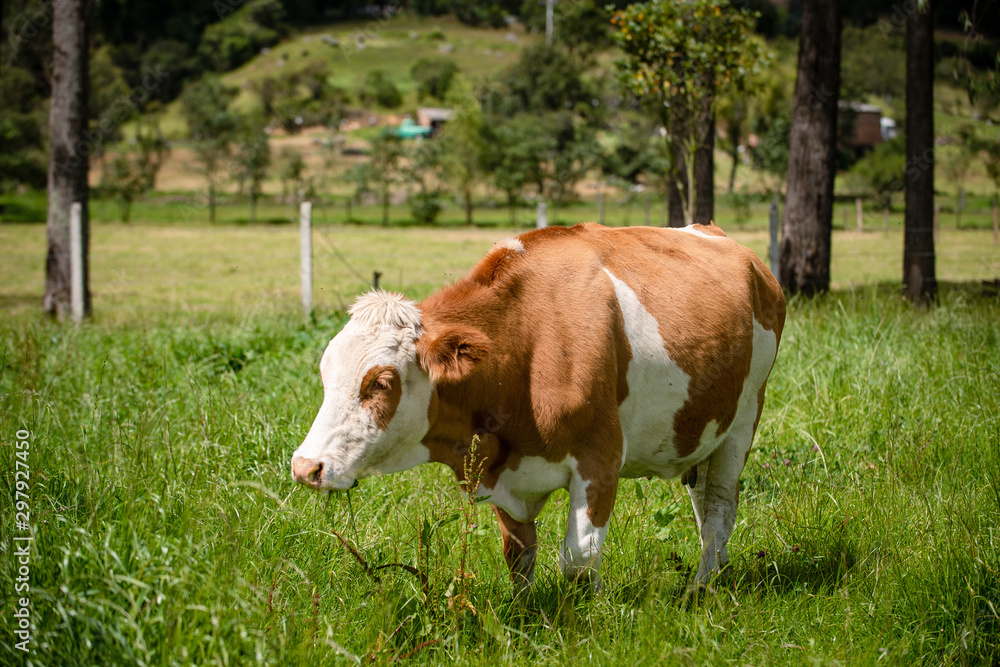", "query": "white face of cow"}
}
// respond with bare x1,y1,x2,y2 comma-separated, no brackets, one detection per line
291,292,433,491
